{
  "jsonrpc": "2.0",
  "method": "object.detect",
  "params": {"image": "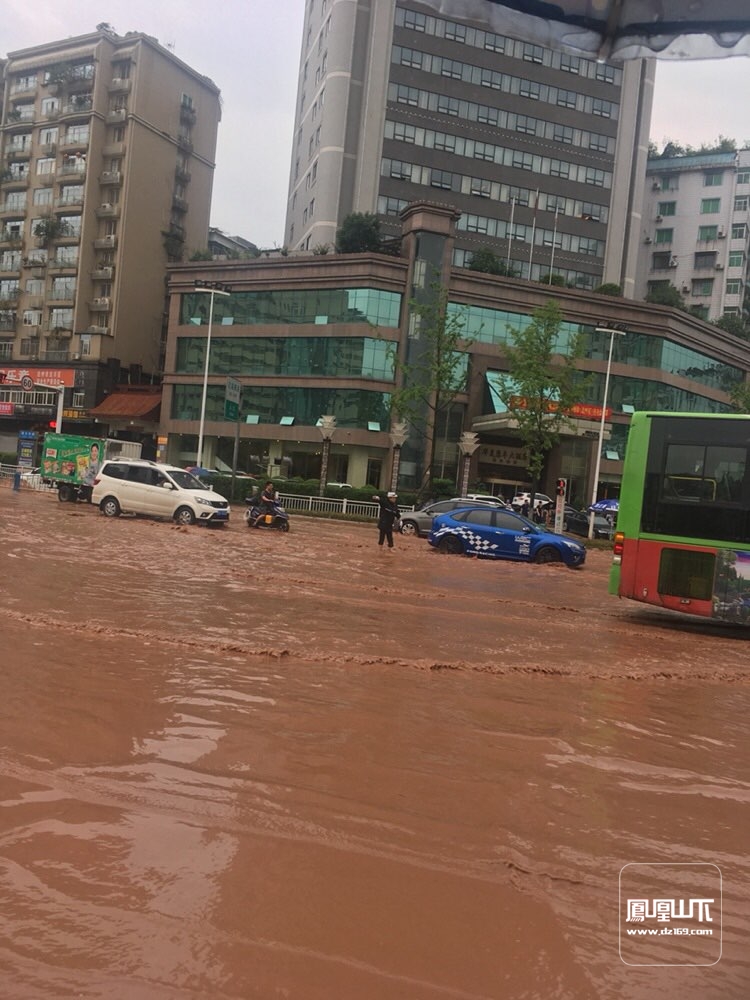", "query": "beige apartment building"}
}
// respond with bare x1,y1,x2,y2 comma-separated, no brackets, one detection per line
0,26,220,451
